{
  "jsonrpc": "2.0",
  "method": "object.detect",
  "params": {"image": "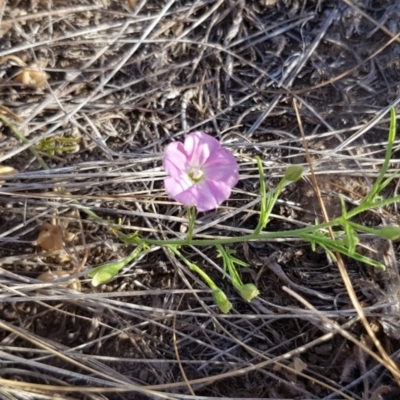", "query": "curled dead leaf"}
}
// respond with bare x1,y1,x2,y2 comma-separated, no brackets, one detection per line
37,270,81,291
0,104,23,122
273,356,307,383
126,0,137,10
0,165,18,188
38,270,70,282
14,65,49,87
0,165,18,177
0,55,27,67
292,357,307,373
35,223,64,251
